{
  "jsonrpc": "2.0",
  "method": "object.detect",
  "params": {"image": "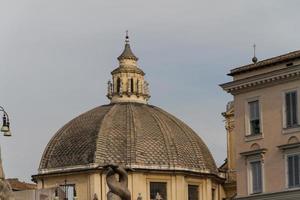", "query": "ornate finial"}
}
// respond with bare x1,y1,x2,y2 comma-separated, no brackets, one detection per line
252,44,258,63
118,31,138,61
125,30,129,44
